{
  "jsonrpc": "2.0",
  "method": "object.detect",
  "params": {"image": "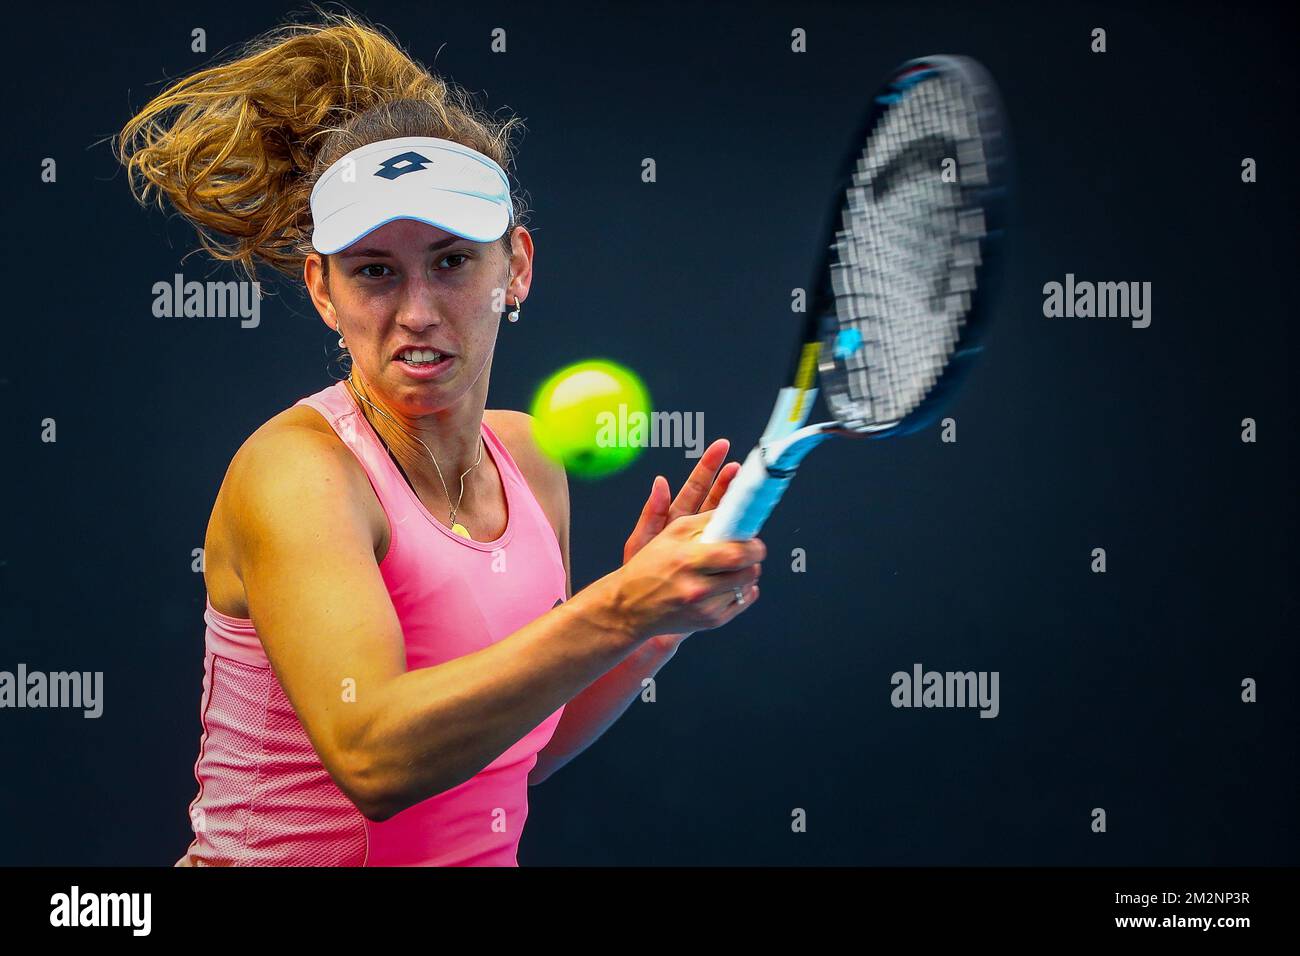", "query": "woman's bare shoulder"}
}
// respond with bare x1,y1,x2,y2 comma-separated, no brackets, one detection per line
232,403,347,470
221,403,374,528
484,408,568,523
207,403,380,616
259,402,339,441
484,409,559,486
